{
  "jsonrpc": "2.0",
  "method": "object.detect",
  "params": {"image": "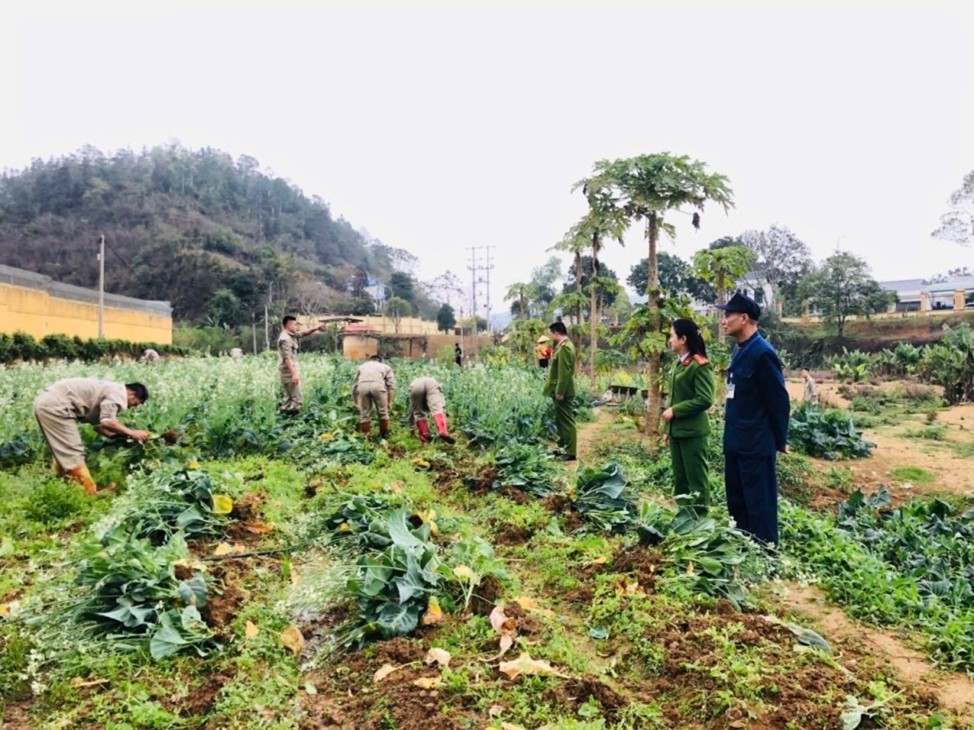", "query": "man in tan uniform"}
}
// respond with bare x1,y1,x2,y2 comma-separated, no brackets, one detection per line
34,378,150,495
352,355,396,438
407,376,455,444
278,315,326,415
